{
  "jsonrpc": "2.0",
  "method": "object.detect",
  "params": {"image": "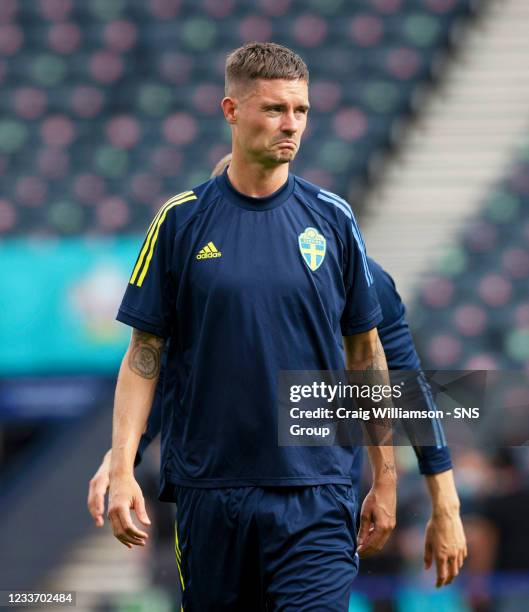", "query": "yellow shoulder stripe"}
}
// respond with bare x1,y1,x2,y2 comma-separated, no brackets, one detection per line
129,191,197,287
136,194,196,287
129,190,192,285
